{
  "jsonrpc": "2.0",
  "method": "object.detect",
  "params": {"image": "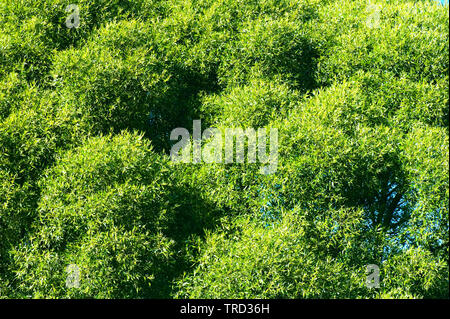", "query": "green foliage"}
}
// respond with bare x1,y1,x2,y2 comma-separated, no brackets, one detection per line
200,77,300,127
176,209,362,298
12,133,176,298
315,0,449,85
0,89,86,288
216,15,320,89
400,126,449,259
380,247,448,298
0,0,448,299
49,18,218,150
177,210,447,299
0,0,163,82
